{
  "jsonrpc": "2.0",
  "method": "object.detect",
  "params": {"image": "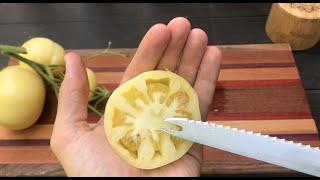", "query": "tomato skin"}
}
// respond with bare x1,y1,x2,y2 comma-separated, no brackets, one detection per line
19,37,65,73
0,66,46,130
104,70,201,169
86,68,97,98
